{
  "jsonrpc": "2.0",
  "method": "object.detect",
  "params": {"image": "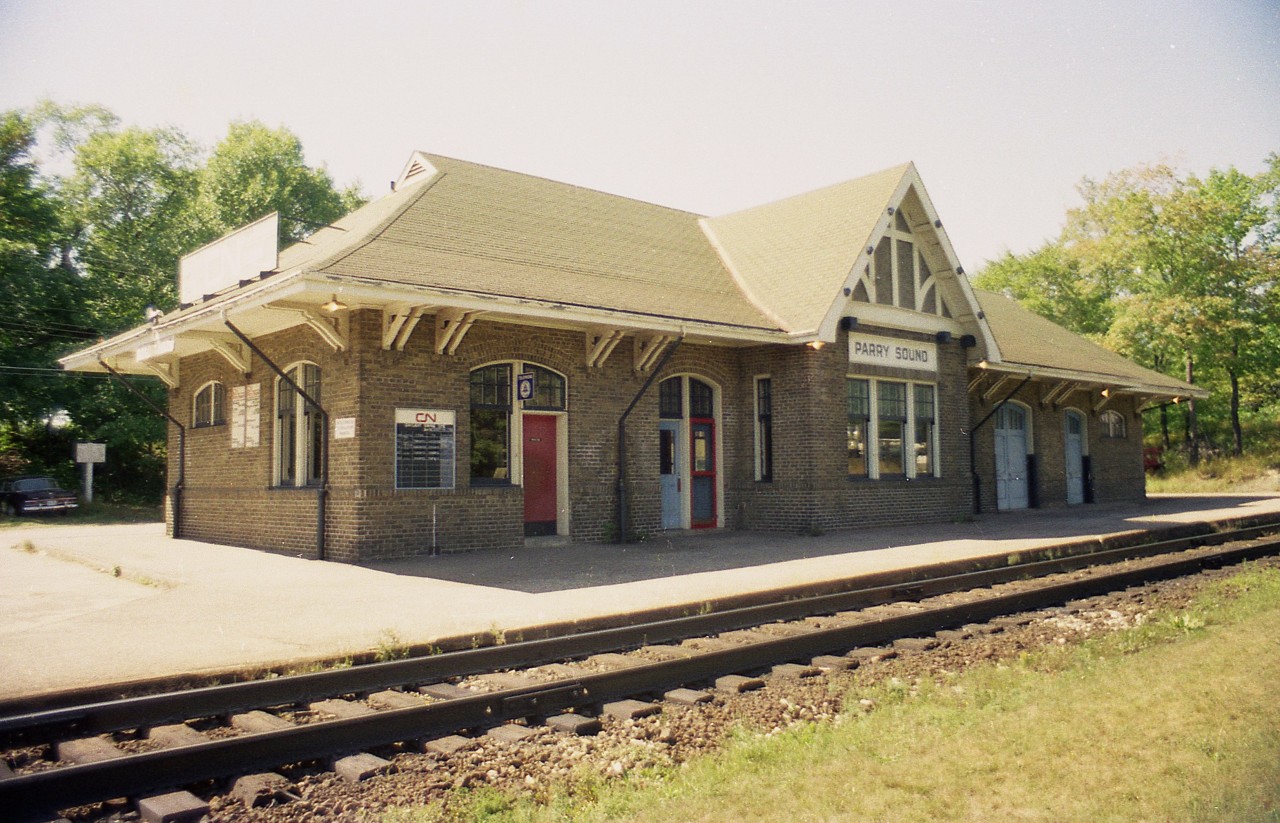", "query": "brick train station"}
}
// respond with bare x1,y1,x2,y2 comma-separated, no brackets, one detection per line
62,153,1202,562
